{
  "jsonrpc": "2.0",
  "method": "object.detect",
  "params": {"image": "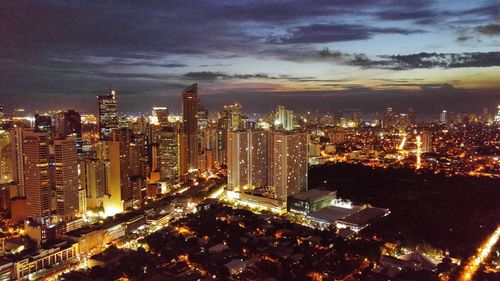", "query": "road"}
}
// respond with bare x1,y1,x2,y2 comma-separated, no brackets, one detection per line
458,225,500,281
